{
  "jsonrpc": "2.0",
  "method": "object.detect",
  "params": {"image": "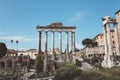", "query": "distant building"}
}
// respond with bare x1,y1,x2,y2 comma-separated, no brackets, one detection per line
18,49,37,59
